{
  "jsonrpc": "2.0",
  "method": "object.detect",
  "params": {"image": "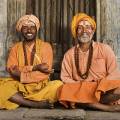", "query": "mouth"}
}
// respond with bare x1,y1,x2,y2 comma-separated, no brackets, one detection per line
82,32,89,36
81,33,90,38
23,33,35,40
80,34,89,38
77,34,90,43
81,36,88,38
26,33,33,37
